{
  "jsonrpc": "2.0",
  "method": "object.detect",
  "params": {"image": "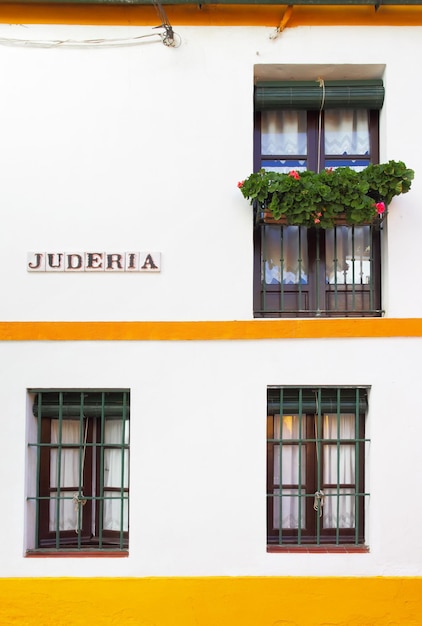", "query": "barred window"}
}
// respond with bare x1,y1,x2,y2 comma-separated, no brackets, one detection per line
27,389,129,553
254,108,382,317
267,387,369,547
